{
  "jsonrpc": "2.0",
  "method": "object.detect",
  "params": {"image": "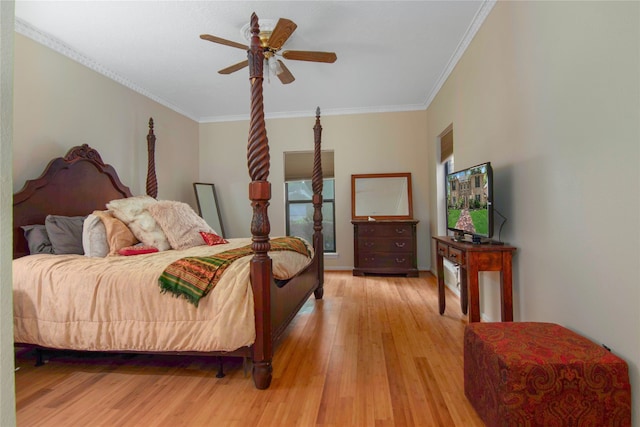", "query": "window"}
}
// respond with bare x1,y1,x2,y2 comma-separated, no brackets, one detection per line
285,179,335,252
284,150,336,253
445,157,454,177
